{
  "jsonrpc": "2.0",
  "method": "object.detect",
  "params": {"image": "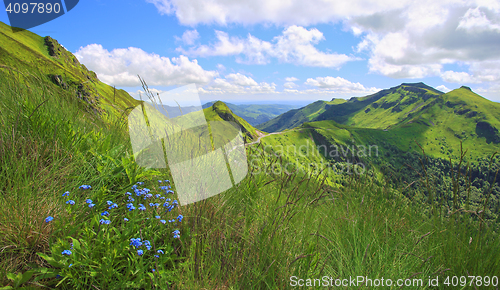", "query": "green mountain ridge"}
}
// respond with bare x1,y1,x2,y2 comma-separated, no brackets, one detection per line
0,21,138,119
257,82,445,132
202,101,260,143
